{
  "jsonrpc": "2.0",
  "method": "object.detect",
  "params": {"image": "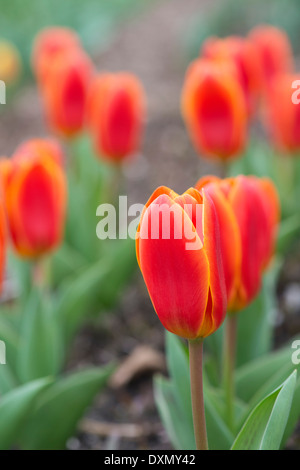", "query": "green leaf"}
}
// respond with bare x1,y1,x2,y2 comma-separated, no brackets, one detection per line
17,289,63,383
21,364,114,450
282,377,300,447
0,364,18,395
231,370,297,450
0,377,52,450
154,375,195,450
